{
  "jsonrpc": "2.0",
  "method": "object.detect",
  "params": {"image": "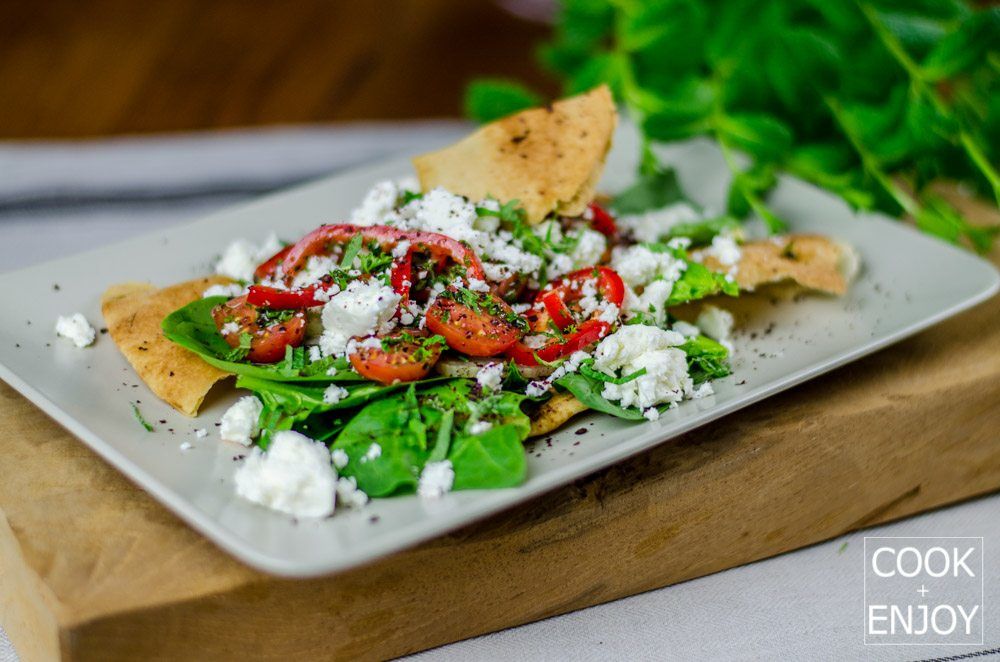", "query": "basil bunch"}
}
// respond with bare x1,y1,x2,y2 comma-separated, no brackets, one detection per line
466,0,998,252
